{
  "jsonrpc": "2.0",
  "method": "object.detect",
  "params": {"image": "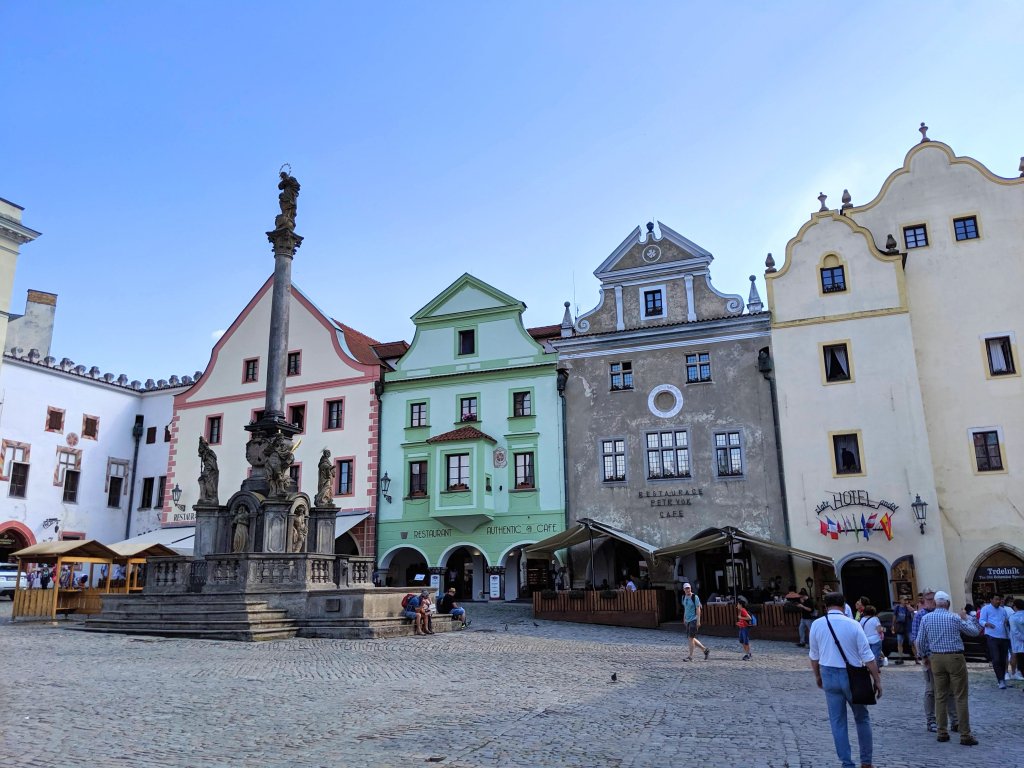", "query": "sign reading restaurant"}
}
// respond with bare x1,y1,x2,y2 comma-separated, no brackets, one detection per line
639,487,703,507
